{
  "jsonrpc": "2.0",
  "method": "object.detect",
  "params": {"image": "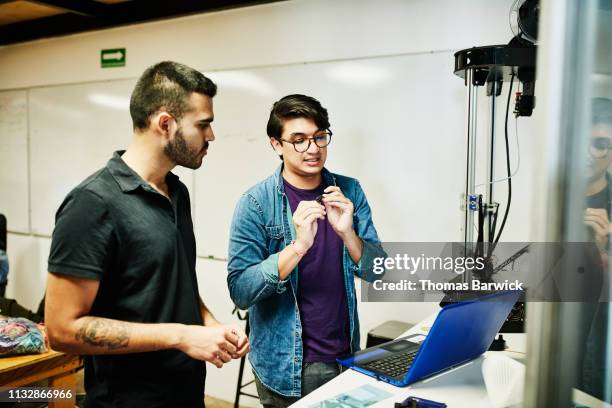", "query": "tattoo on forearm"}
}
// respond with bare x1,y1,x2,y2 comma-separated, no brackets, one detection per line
75,319,130,350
